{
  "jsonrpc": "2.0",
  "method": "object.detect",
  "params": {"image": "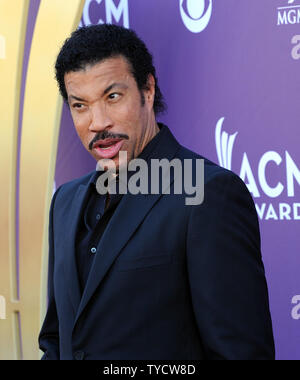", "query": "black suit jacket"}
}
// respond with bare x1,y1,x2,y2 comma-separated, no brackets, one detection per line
39,125,275,360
